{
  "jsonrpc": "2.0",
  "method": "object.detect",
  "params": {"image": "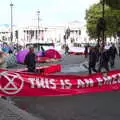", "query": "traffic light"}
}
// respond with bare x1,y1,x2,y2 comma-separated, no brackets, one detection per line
15,30,18,39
